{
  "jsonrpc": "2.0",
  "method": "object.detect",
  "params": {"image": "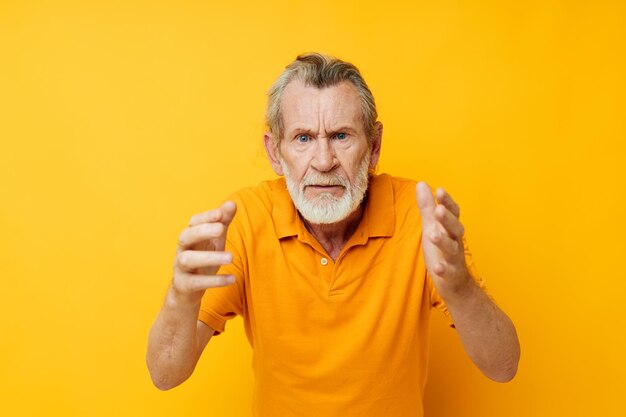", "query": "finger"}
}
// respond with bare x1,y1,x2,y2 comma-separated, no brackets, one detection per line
188,201,237,227
429,230,461,256
434,205,465,239
416,182,436,221
174,272,236,293
435,188,460,218
189,208,223,227
430,260,459,279
178,222,226,249
431,261,446,277
176,250,233,272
